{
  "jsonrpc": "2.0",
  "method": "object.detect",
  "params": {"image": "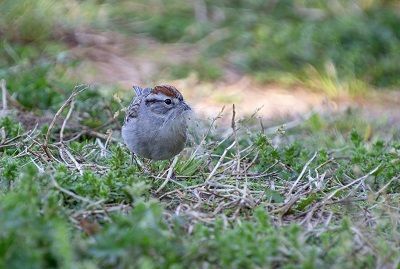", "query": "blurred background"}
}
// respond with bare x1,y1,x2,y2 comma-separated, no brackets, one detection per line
1,0,400,121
